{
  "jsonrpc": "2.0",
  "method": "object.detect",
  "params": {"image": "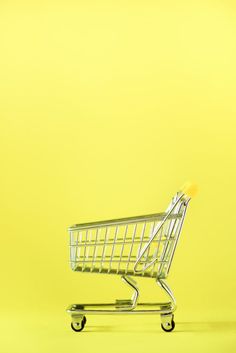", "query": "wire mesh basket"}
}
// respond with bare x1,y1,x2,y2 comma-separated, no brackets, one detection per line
67,183,196,332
